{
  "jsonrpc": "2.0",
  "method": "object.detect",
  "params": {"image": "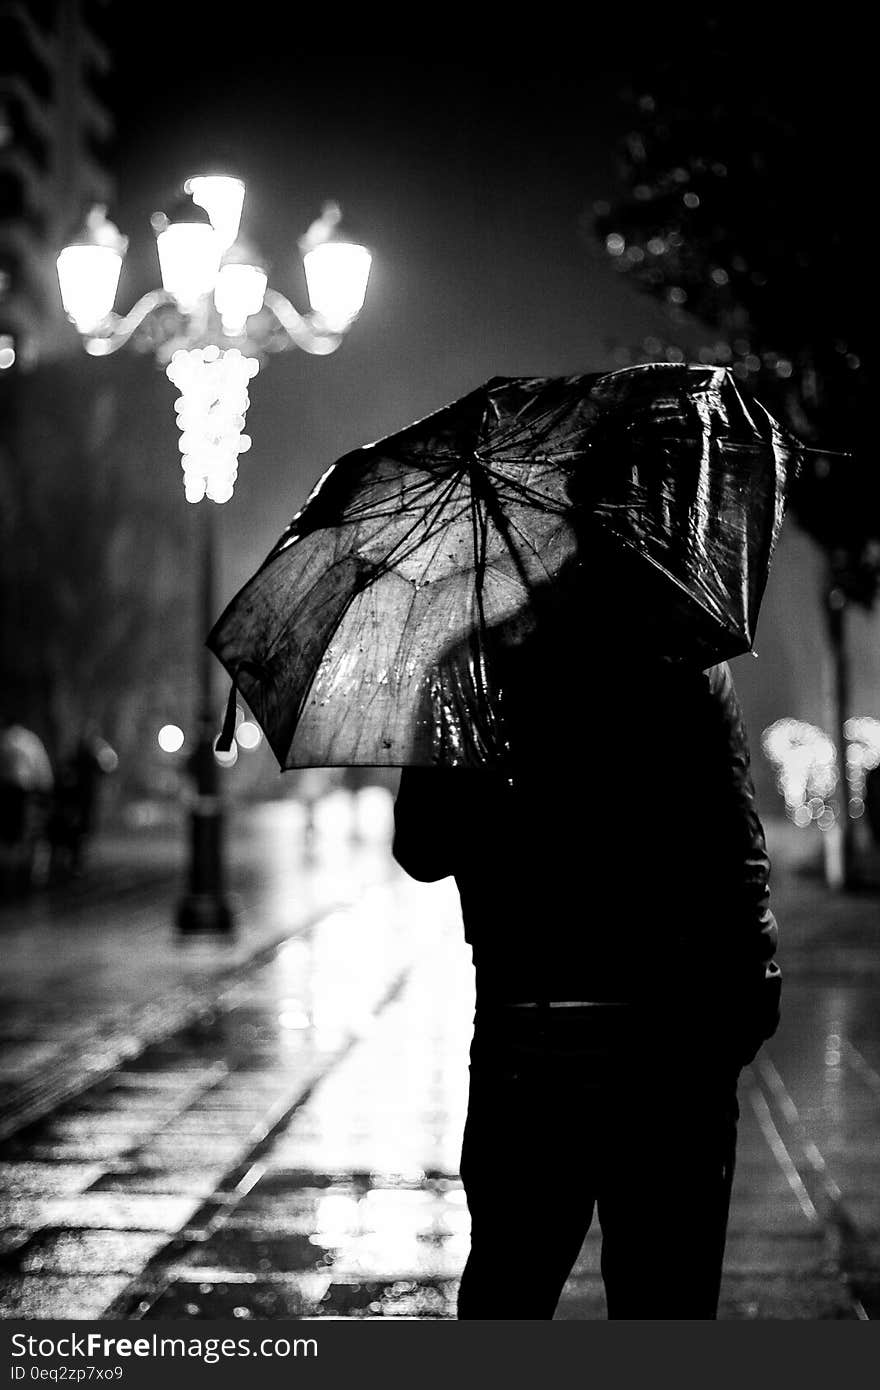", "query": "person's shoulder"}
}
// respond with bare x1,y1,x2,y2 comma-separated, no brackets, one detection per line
704,661,734,691
702,662,742,715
